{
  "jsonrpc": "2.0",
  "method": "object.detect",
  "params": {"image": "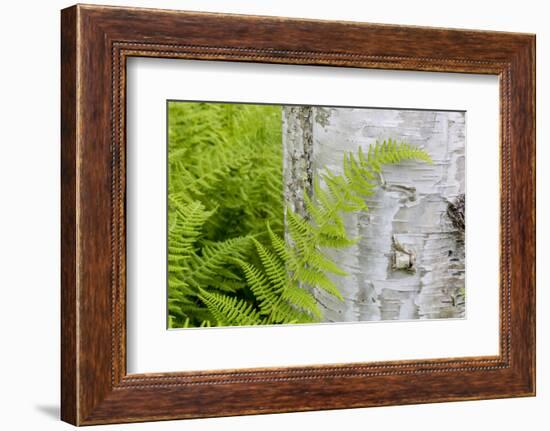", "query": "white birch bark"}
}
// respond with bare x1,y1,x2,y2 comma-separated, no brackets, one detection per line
283,106,466,322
